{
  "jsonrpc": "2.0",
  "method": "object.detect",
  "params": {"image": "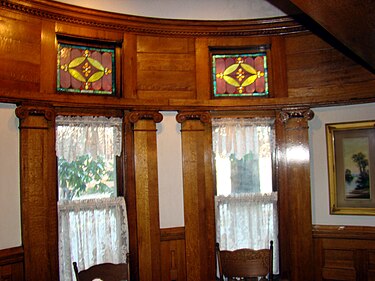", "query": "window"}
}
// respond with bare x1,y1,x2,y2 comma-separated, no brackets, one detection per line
212,50,269,97
212,117,279,274
57,41,118,95
56,116,128,281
